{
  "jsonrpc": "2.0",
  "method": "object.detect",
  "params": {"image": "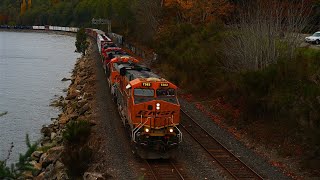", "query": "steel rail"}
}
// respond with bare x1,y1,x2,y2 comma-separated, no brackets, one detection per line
180,109,264,180
145,159,186,180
